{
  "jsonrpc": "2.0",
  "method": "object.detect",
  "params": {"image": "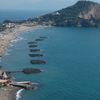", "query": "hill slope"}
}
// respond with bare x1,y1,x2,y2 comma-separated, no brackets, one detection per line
33,1,100,27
